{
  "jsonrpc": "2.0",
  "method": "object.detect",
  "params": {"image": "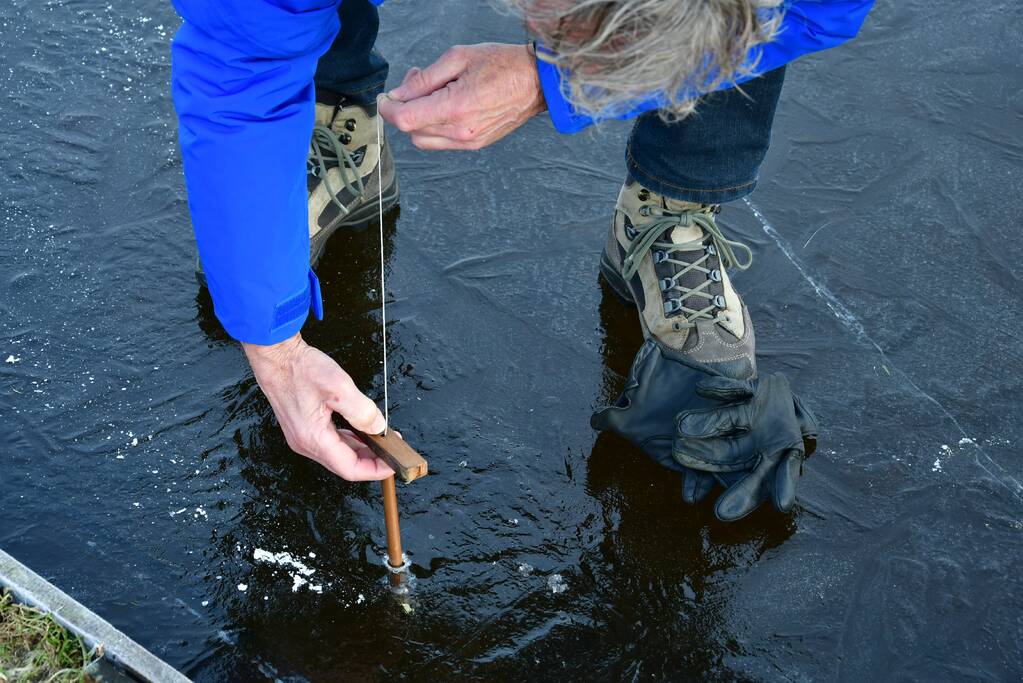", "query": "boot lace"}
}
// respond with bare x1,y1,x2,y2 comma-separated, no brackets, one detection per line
620,205,753,327
307,122,365,215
